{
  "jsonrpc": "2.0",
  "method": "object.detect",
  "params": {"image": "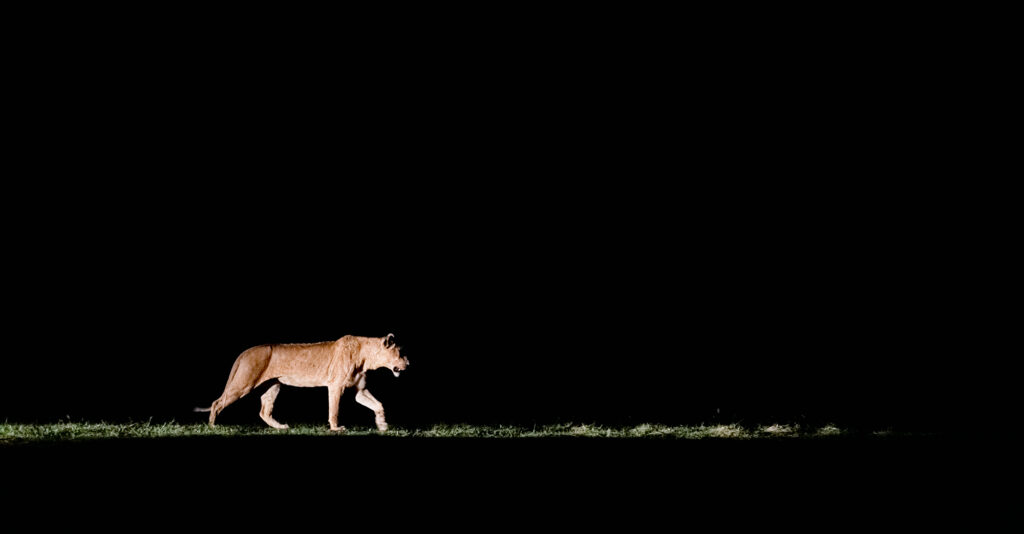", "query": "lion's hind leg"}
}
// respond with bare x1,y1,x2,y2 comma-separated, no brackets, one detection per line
209,389,245,427
207,346,271,427
259,381,289,430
